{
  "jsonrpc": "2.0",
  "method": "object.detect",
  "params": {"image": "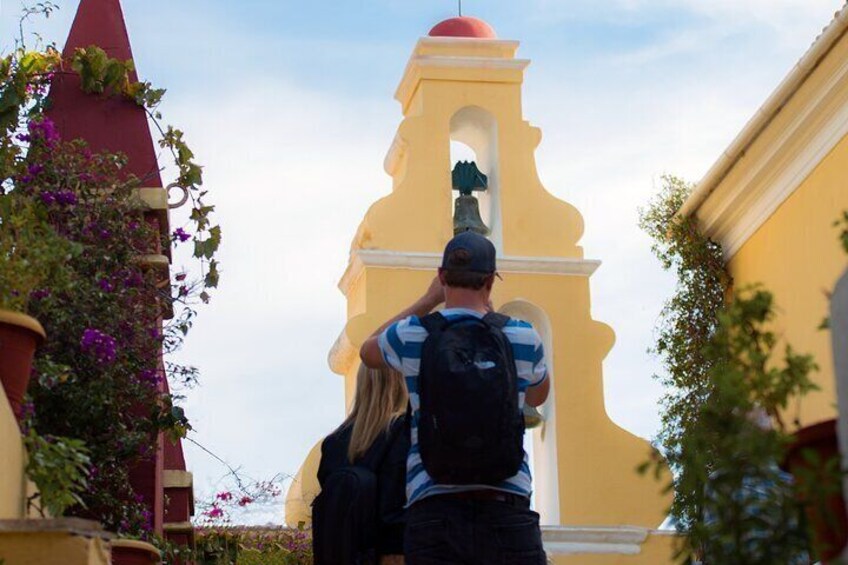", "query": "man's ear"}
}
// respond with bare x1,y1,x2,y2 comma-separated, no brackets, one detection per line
484,274,495,292
438,269,447,285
